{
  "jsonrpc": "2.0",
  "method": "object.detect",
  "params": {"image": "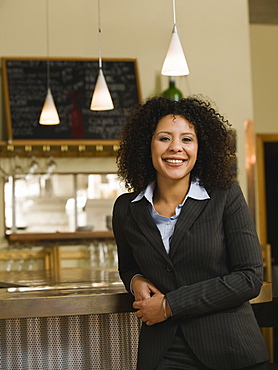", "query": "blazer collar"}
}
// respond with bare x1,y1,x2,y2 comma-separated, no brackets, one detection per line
130,197,172,262
169,197,209,259
130,195,209,262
